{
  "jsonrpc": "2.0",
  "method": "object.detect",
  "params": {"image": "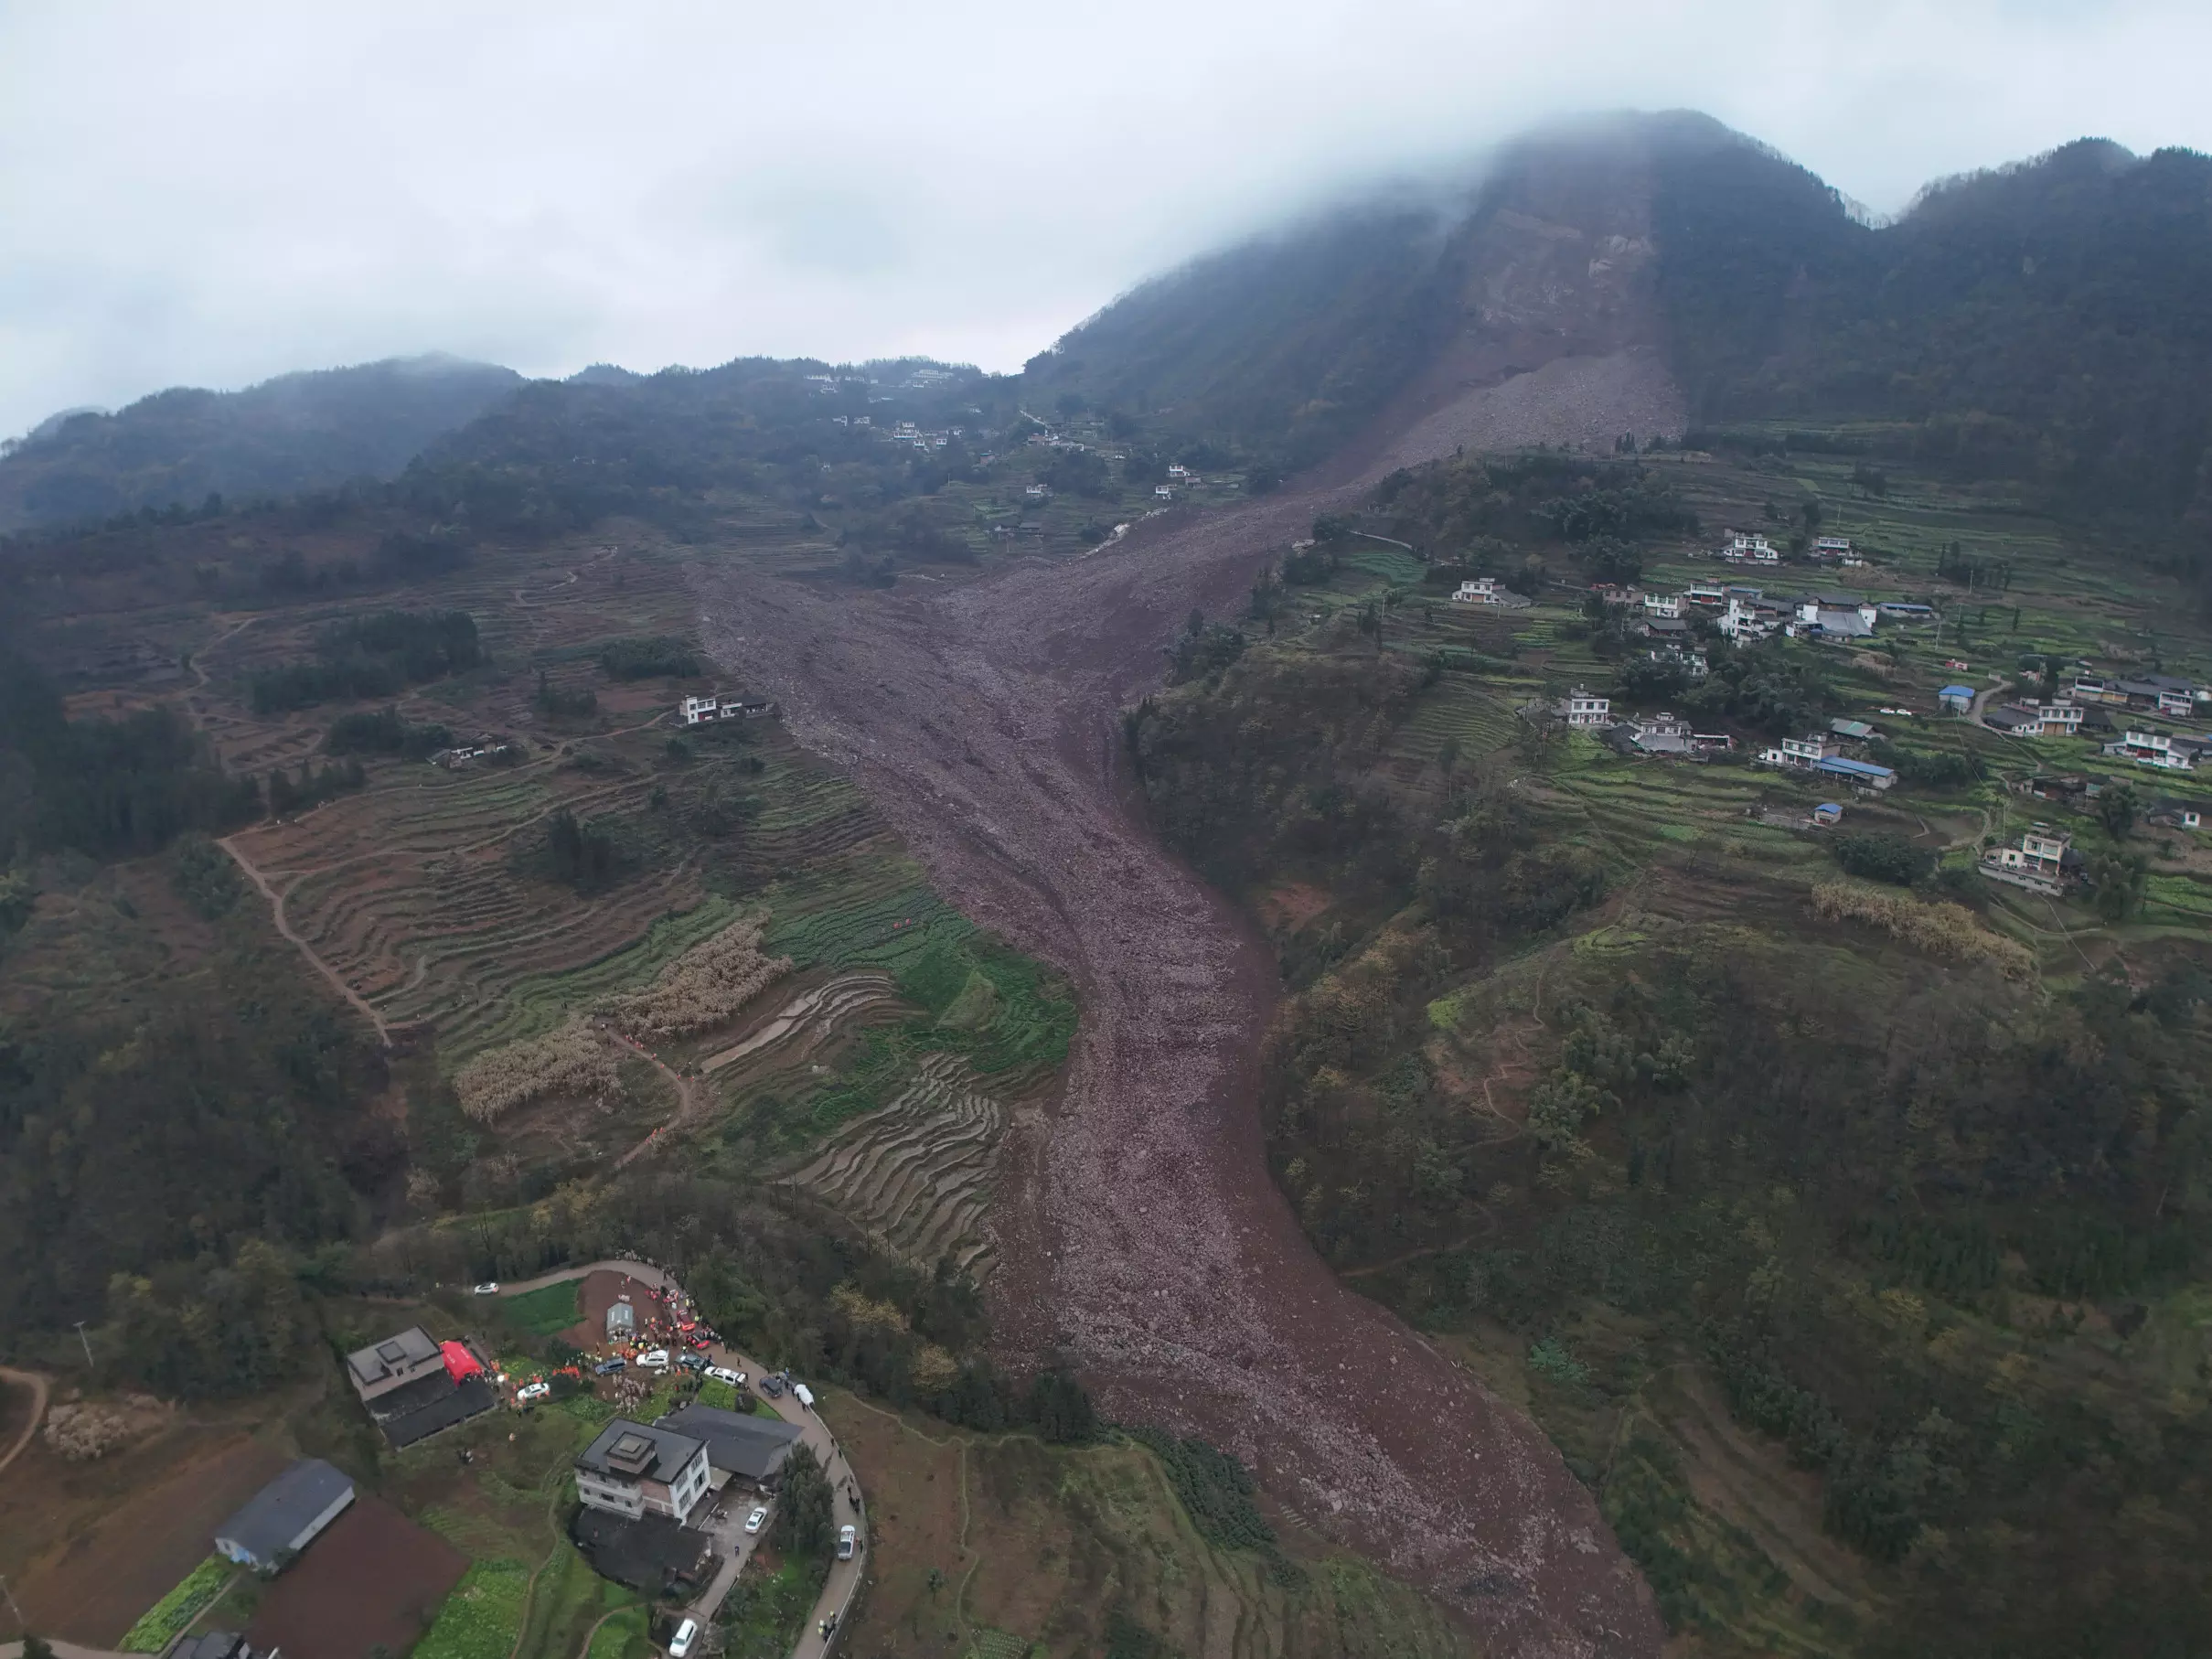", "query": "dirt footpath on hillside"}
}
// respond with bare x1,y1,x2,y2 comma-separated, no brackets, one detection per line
696,460,1665,1655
